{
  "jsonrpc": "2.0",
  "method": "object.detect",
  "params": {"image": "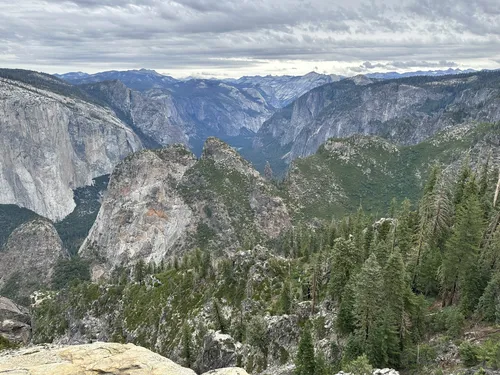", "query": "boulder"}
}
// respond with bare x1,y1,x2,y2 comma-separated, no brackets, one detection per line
197,331,240,373
0,296,30,345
